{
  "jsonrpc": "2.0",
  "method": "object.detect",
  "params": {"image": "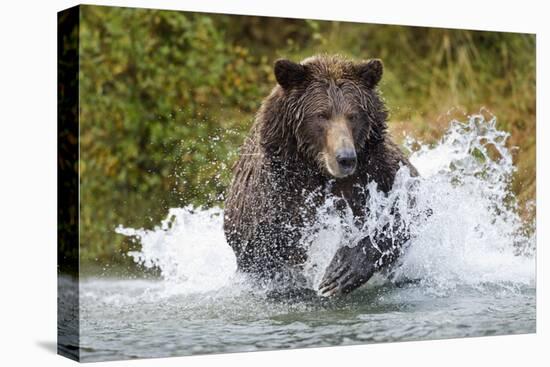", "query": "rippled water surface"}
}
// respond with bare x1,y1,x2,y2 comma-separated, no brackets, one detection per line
76,278,535,361
70,116,536,362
